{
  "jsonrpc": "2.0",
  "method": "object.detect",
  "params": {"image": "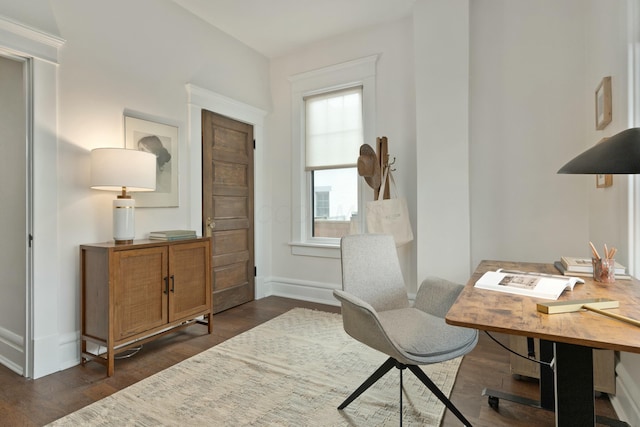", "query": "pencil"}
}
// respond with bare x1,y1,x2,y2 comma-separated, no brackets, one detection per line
589,241,600,260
